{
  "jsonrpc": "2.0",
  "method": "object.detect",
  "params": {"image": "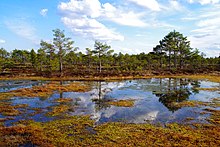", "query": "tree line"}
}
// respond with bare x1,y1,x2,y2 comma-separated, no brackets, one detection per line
0,29,219,77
